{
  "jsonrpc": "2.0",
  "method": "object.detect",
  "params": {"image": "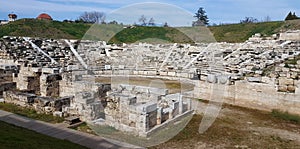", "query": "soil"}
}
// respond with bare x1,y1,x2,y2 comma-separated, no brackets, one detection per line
95,77,194,94
151,104,300,149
